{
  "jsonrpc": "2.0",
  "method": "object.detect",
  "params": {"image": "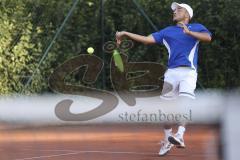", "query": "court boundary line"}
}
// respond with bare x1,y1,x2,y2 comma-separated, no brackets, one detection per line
15,149,156,160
